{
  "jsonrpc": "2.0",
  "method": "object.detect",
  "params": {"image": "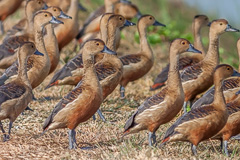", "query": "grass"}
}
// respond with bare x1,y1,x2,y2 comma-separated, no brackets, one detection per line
0,0,240,159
